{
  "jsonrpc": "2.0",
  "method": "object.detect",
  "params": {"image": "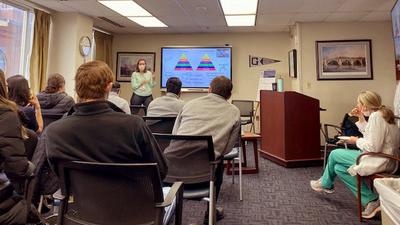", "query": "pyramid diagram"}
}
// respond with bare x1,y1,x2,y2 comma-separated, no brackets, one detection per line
197,54,216,71
174,54,193,71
